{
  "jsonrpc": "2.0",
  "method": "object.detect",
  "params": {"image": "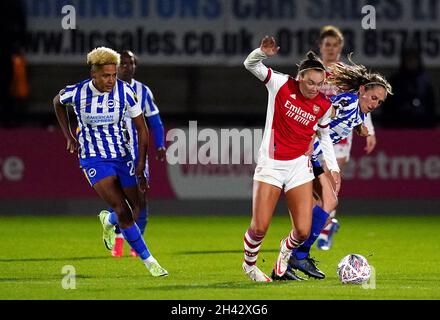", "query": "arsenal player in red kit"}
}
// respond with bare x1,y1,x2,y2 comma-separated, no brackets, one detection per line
242,36,338,282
